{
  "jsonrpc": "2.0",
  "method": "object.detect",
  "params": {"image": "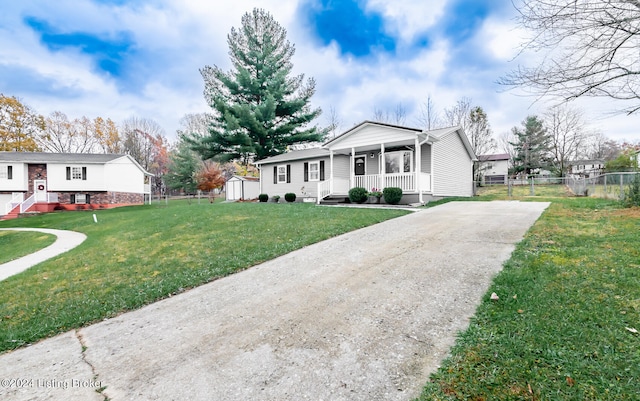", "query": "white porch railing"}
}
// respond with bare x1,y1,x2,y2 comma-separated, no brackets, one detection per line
353,175,382,191
352,173,432,193
384,173,415,191
318,173,432,202
6,193,60,215
144,183,151,193
5,193,24,215
20,194,36,213
317,180,331,203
